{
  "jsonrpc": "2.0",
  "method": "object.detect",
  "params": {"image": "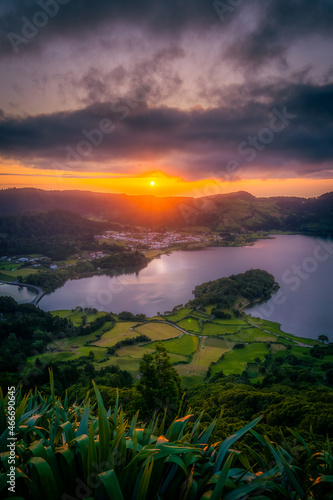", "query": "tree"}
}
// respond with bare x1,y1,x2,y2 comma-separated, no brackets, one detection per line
318,335,329,344
136,343,181,417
